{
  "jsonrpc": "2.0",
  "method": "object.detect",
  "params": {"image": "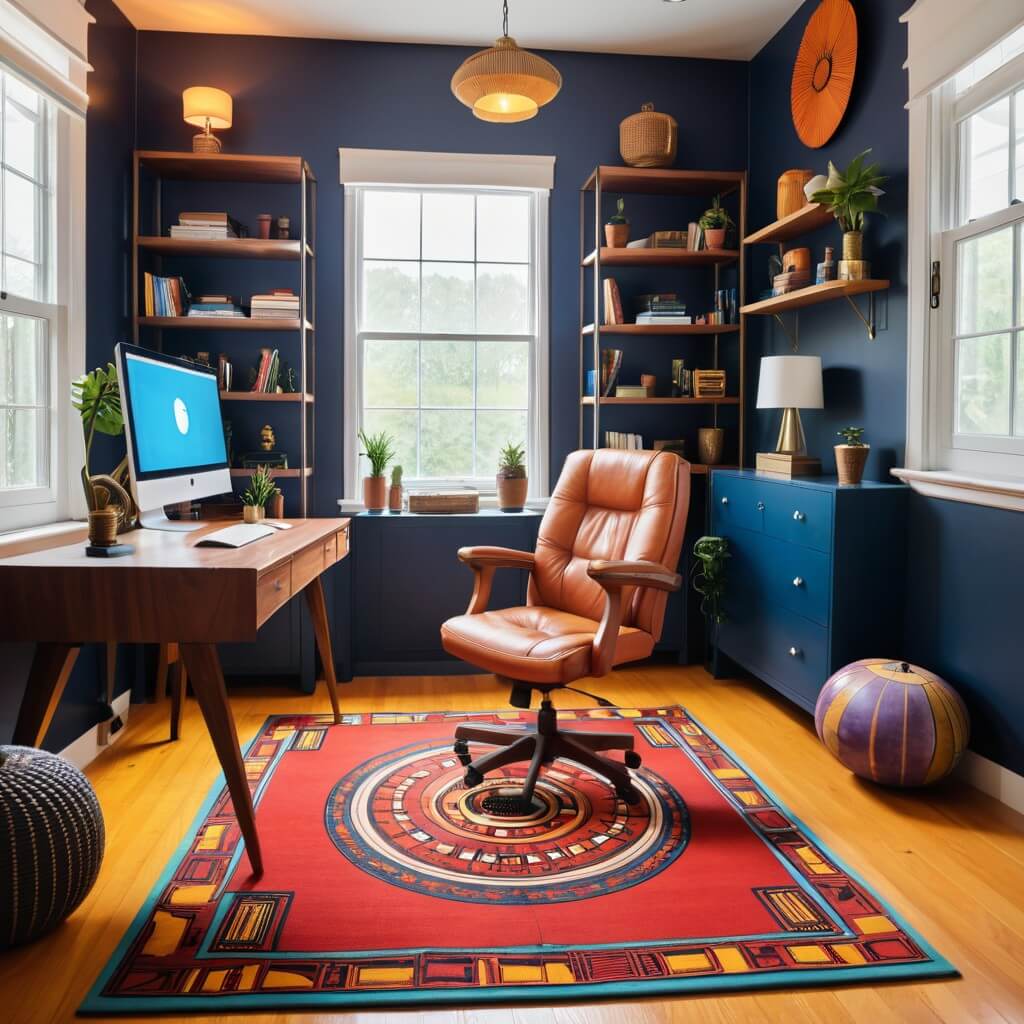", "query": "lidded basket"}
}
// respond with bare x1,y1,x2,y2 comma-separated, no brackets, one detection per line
619,103,678,168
